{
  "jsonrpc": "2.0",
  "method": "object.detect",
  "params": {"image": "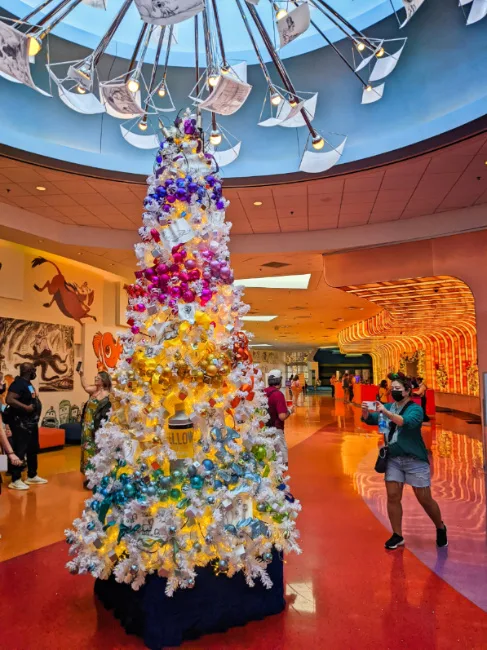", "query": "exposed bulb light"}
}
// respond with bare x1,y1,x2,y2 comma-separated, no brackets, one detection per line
76,85,87,94
157,84,166,98
127,78,139,93
312,135,325,151
253,201,263,206
365,84,372,92
28,36,42,57
270,90,283,106
356,41,366,52
221,65,230,75
209,130,222,146
276,8,288,20
289,97,299,108
36,186,46,191
208,74,220,87
376,47,385,58
138,118,148,131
